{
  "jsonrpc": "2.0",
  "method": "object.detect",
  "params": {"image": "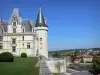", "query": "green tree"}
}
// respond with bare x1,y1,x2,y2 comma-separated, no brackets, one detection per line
71,50,78,63
92,56,100,75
